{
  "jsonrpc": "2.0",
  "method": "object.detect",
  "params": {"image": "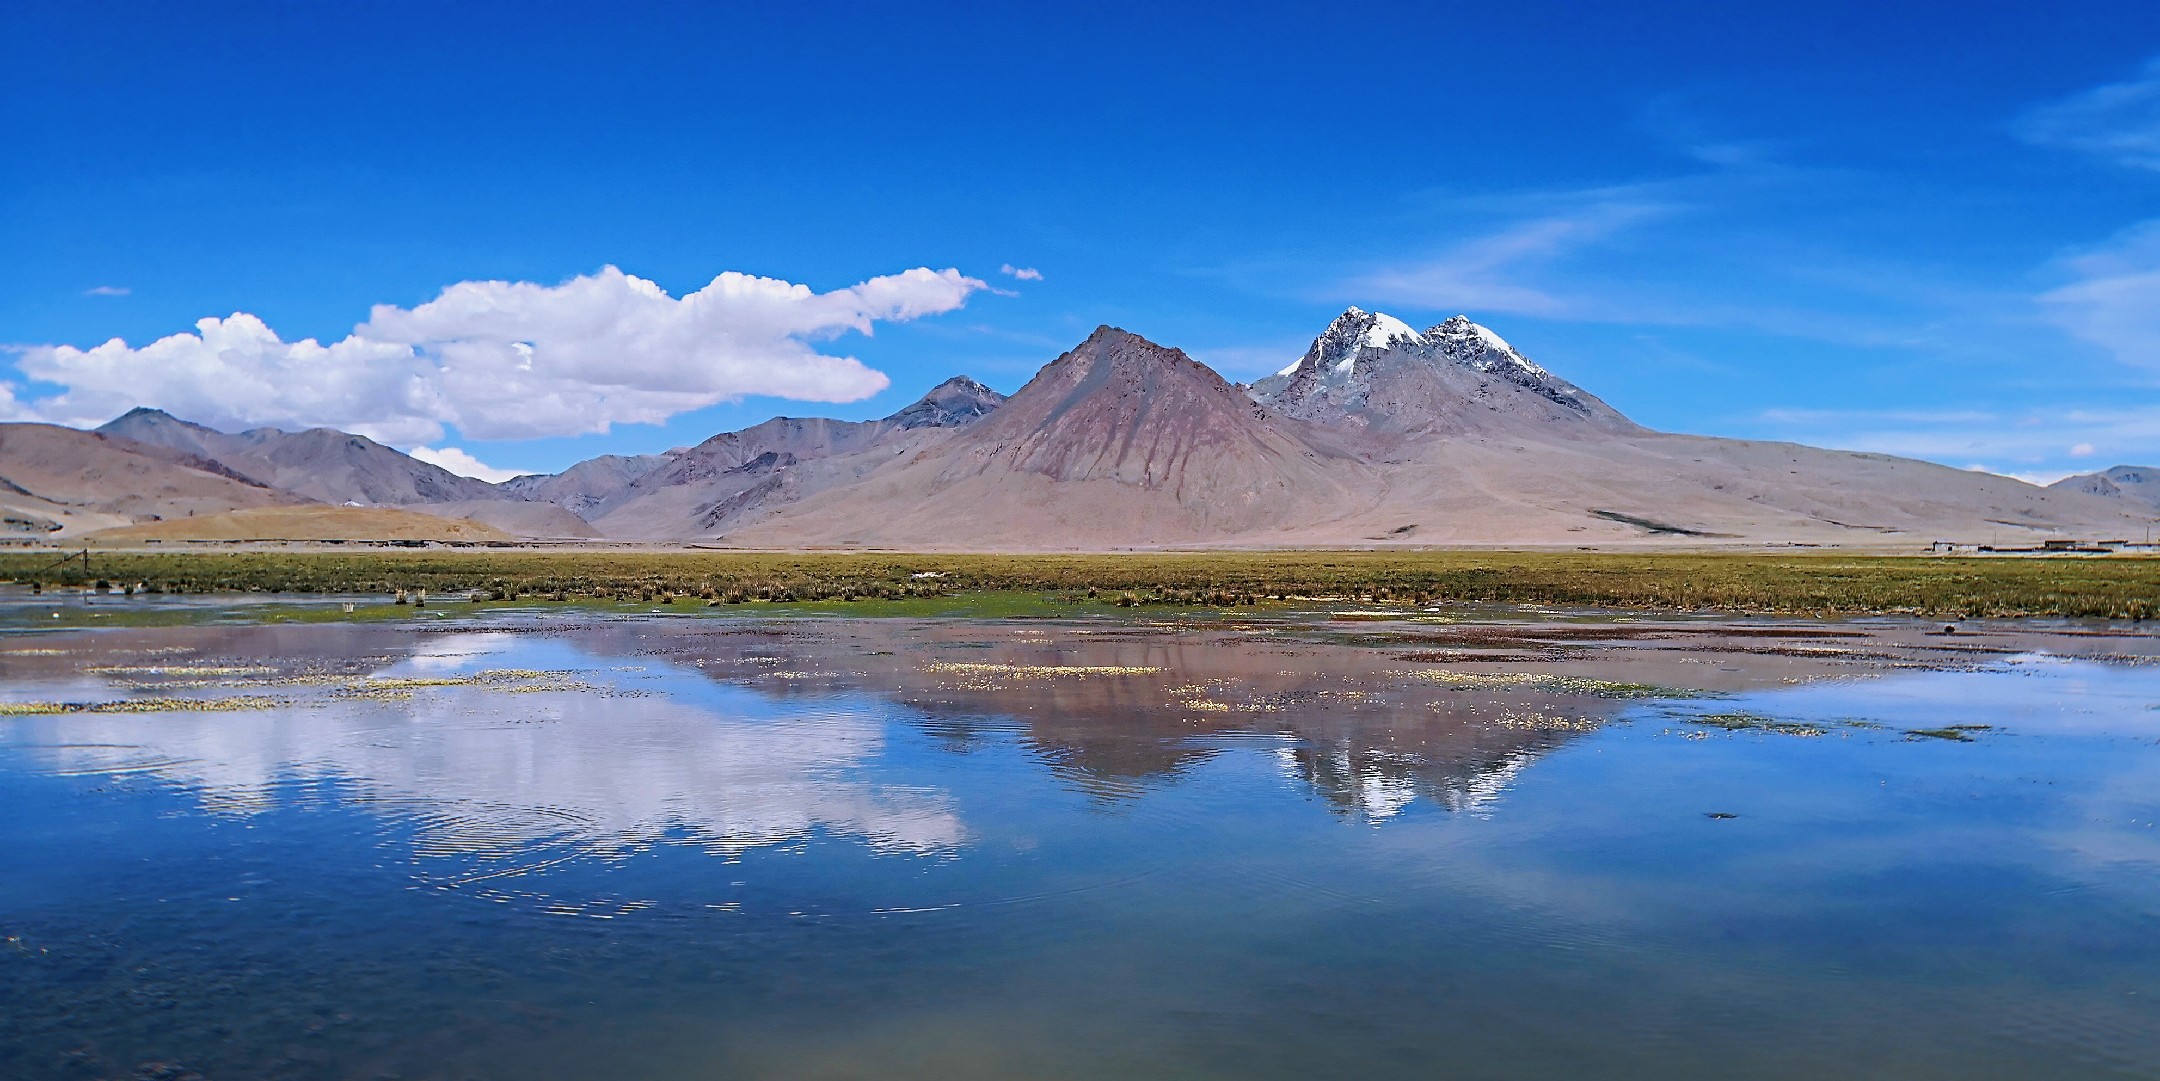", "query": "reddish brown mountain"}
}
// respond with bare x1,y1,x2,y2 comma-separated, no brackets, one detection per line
0,423,305,536
587,376,1006,538
723,327,1377,547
